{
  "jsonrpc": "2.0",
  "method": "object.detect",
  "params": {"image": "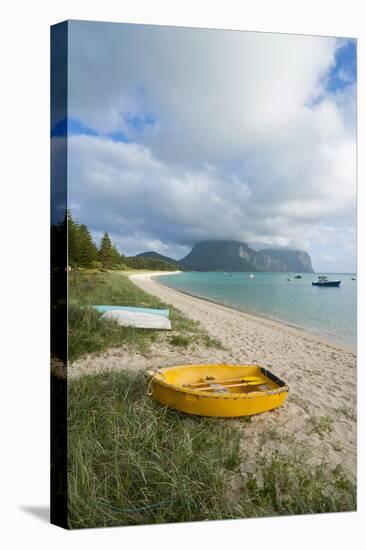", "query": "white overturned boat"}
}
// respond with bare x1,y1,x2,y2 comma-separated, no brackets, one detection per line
99,309,172,329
